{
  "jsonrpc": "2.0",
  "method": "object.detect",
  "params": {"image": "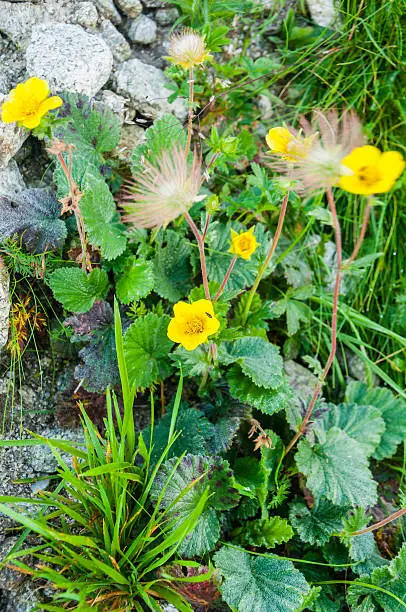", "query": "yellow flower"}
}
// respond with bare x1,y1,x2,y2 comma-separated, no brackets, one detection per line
229,227,260,261
167,299,220,351
339,145,405,195
167,28,211,70
1,77,63,129
266,126,311,161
